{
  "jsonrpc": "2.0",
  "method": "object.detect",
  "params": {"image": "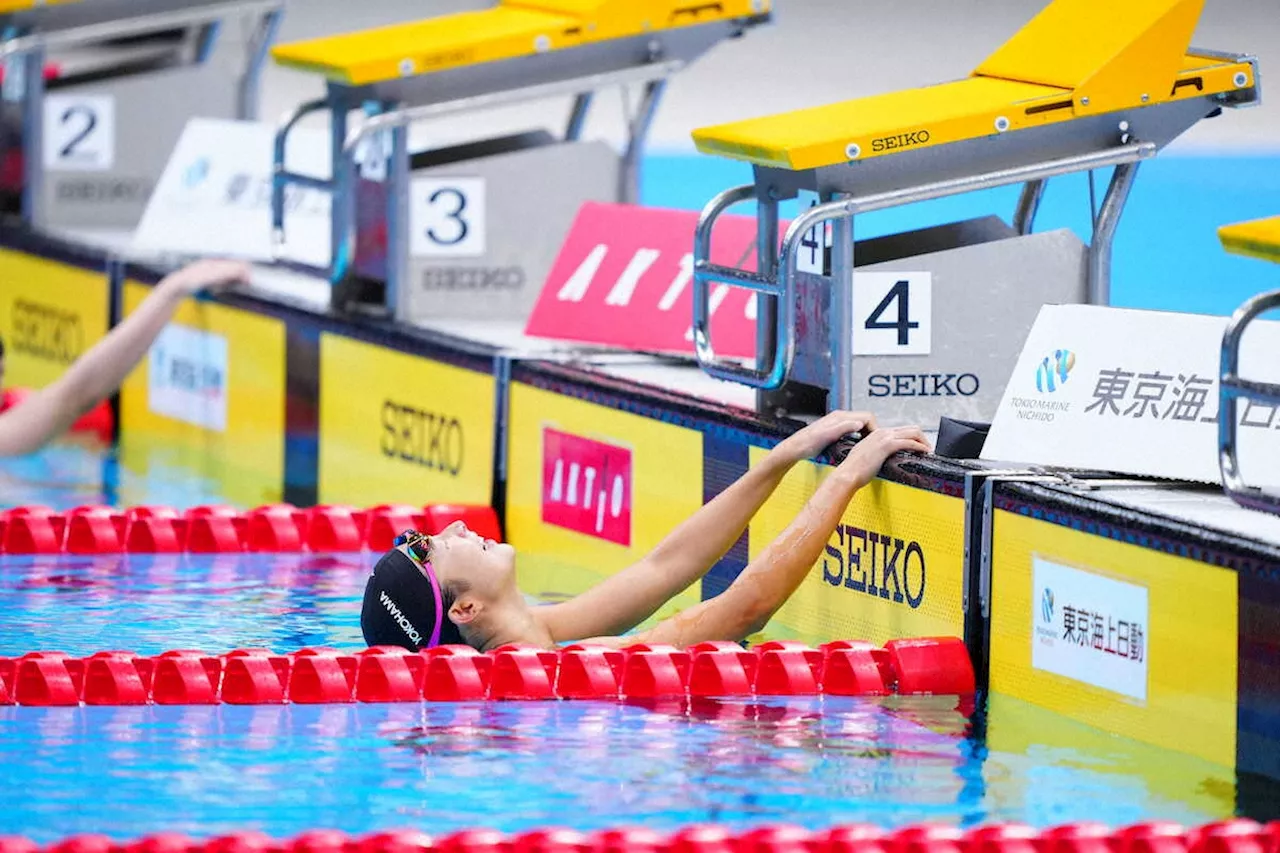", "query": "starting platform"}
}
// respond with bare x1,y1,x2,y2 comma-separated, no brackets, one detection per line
688,0,1260,426
0,0,283,230
269,0,772,322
